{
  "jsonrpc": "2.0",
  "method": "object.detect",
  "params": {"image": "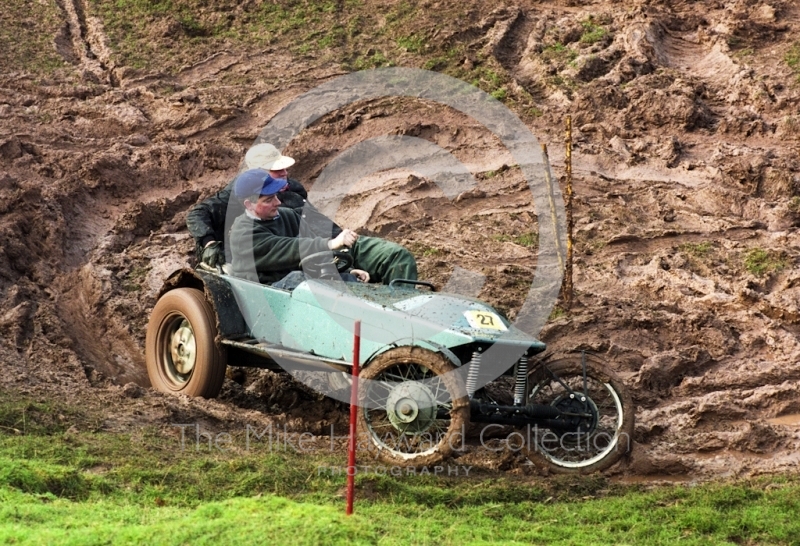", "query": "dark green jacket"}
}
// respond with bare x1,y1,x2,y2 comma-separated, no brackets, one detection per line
186,179,341,261
229,208,331,284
